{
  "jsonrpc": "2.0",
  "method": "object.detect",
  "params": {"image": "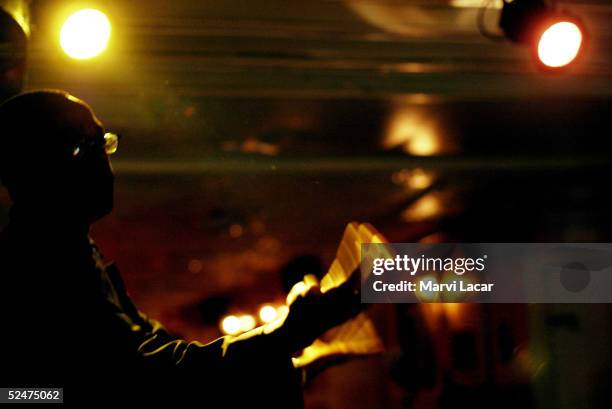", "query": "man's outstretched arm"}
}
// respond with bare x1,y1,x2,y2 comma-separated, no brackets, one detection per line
101,259,361,405
102,261,303,405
